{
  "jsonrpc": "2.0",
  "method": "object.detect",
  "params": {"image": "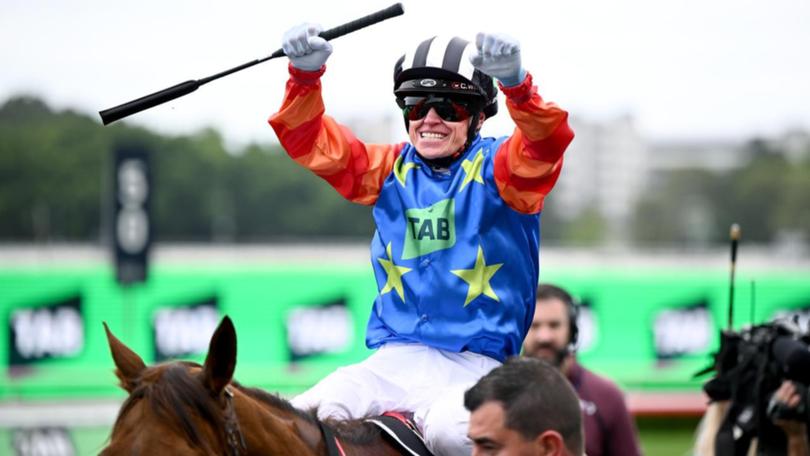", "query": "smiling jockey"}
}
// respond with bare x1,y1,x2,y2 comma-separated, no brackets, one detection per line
269,24,574,456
